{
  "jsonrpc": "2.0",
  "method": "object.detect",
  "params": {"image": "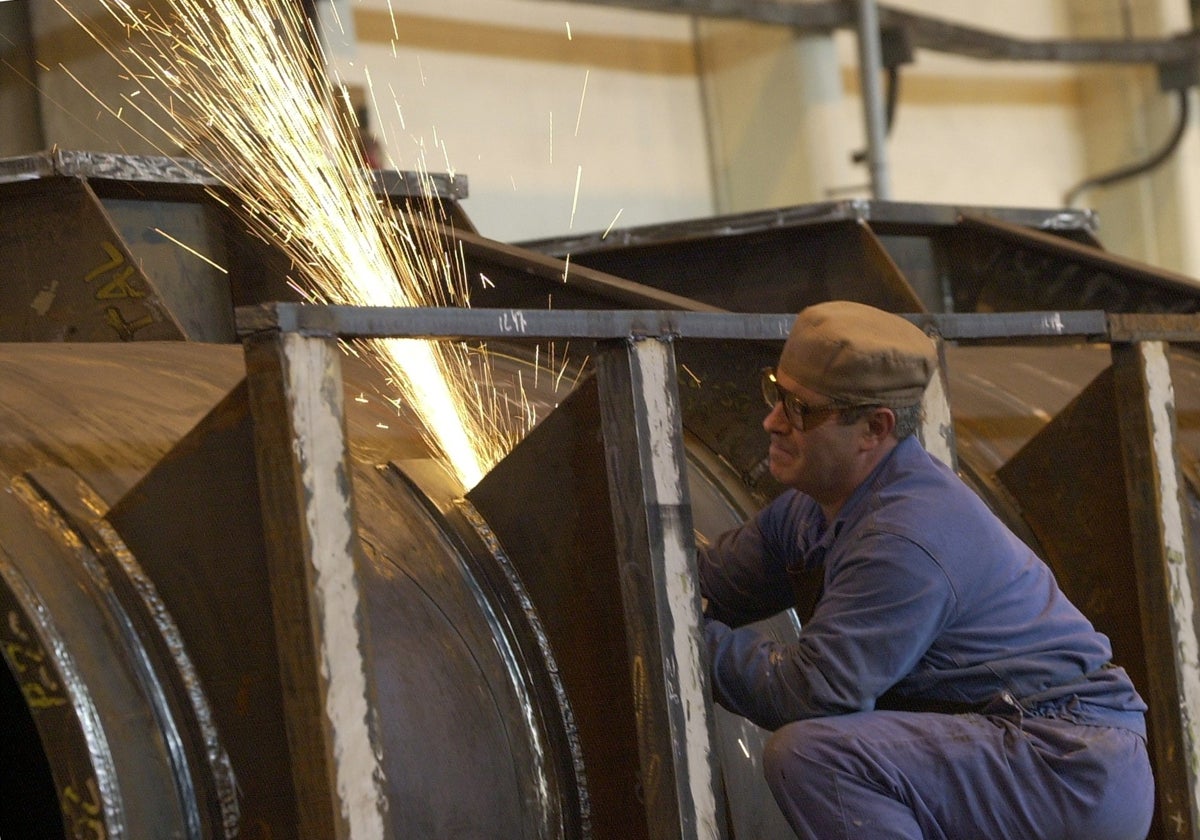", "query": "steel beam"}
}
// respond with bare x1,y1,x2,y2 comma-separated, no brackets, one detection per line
243,331,391,840
1111,341,1200,840
593,337,725,839
919,333,955,470
235,303,1110,343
